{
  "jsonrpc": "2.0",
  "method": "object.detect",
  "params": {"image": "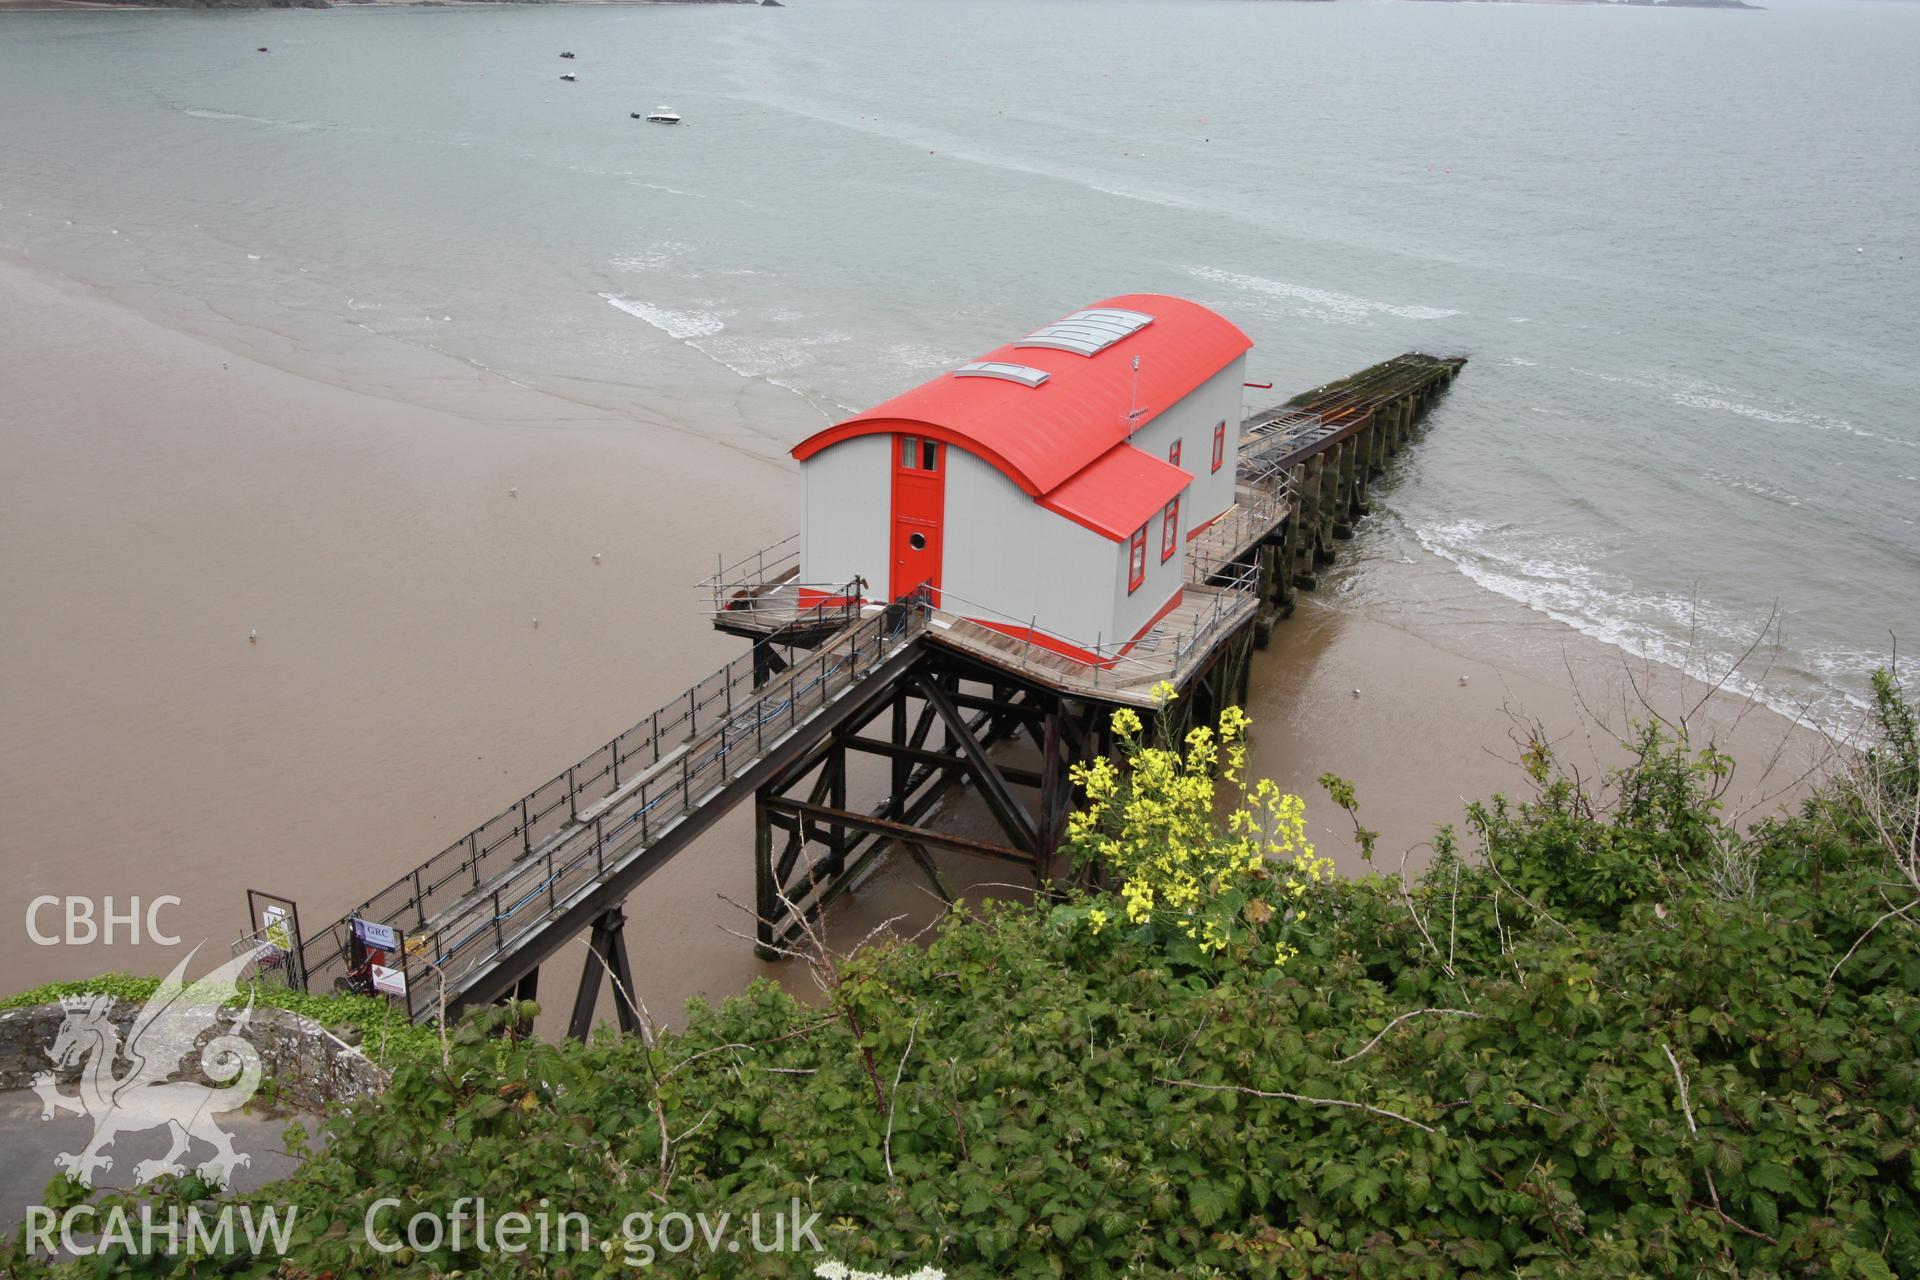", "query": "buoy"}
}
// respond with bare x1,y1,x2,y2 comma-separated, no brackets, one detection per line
1857,246,1865,254
1350,688,1361,699
592,553,602,564
1459,675,1469,686
249,629,257,644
